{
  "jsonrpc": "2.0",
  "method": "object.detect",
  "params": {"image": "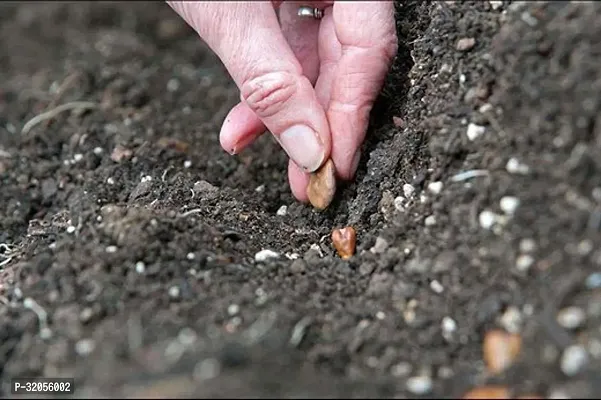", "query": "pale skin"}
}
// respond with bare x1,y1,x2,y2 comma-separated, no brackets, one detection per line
167,1,398,203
